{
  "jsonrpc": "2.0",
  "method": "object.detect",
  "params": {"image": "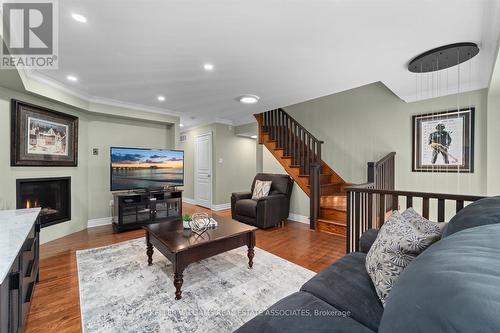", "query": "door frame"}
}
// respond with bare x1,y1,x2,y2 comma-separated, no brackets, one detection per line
194,132,213,208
